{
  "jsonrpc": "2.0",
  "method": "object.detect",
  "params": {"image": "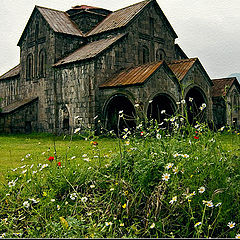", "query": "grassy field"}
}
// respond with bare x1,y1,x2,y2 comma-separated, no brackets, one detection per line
0,125,239,238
